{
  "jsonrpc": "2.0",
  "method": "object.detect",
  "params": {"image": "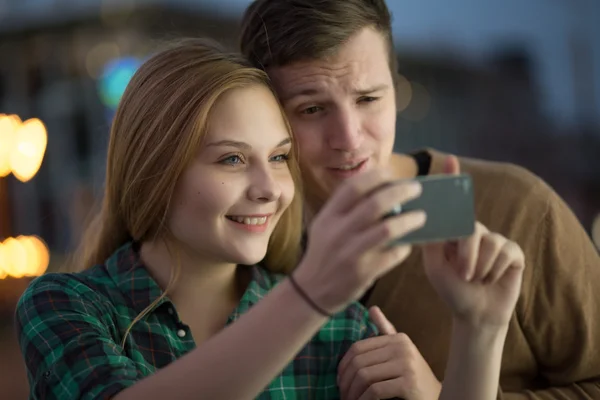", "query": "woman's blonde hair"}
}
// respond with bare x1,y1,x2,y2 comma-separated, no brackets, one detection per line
72,39,303,342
